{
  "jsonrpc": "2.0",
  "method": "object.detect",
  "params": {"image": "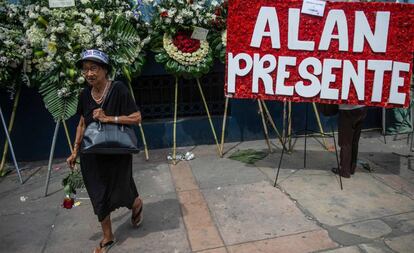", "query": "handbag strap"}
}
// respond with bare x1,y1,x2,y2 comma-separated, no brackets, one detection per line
100,81,117,110
95,81,117,128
